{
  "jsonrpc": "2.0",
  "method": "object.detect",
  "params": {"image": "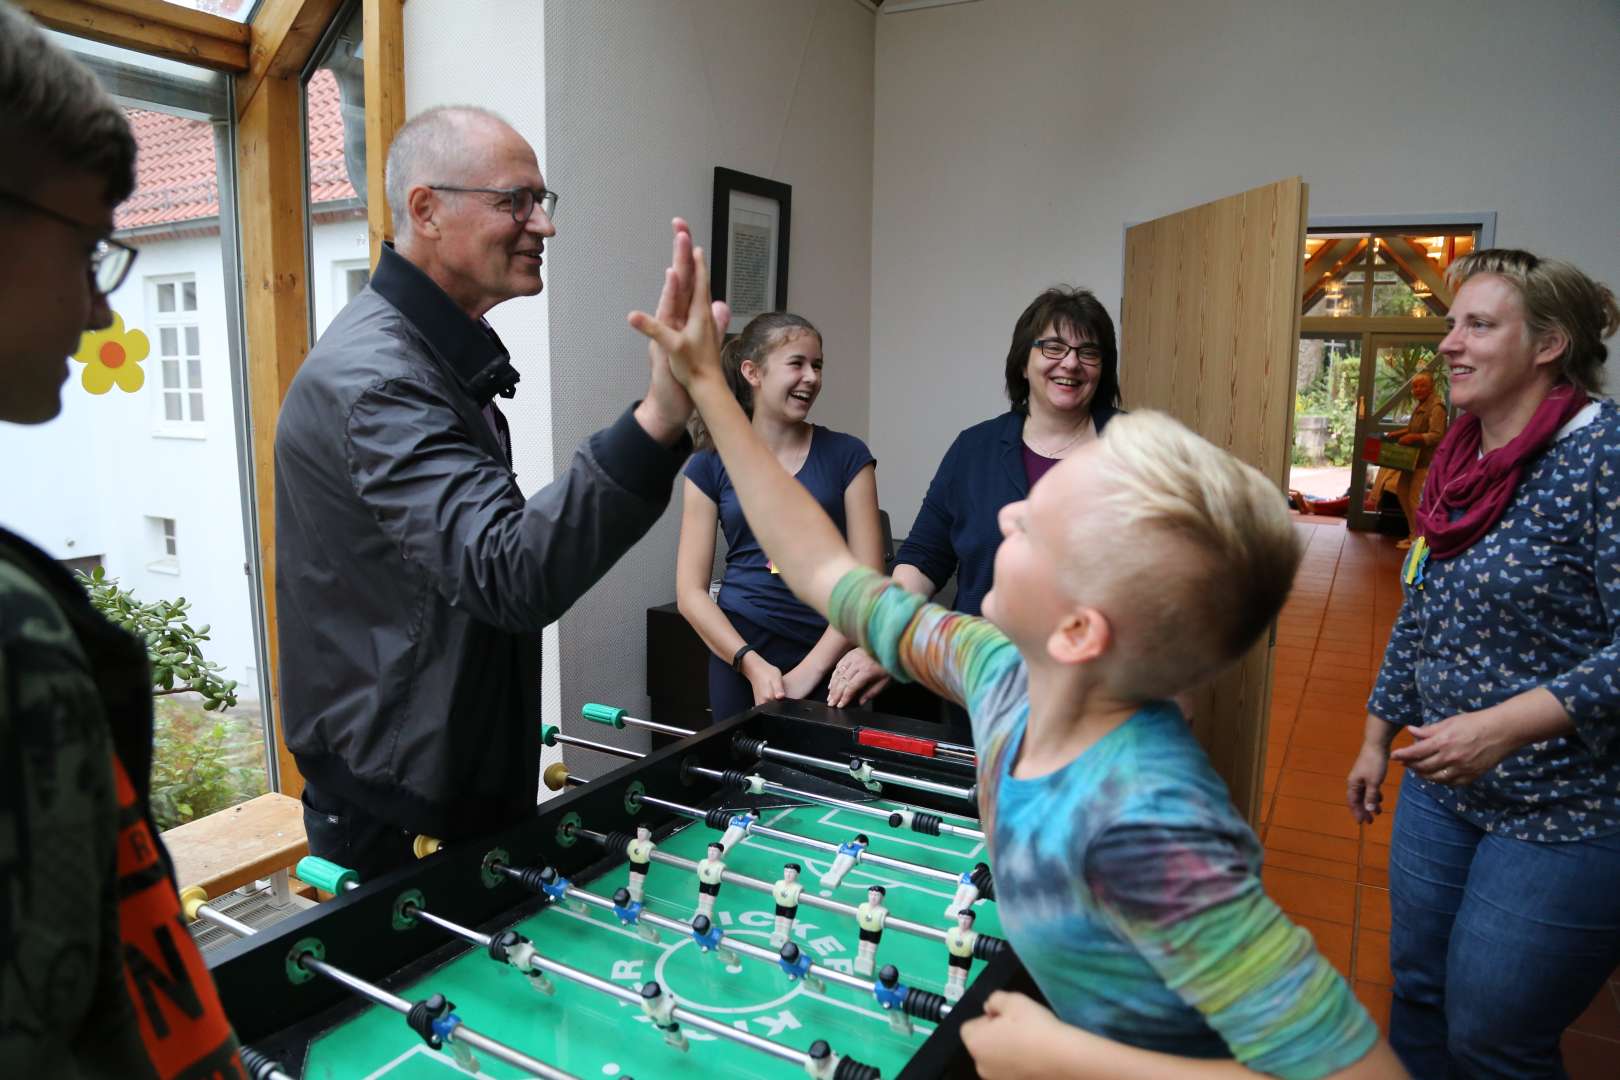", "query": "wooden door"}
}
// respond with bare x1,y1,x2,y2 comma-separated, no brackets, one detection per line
1119,177,1308,824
